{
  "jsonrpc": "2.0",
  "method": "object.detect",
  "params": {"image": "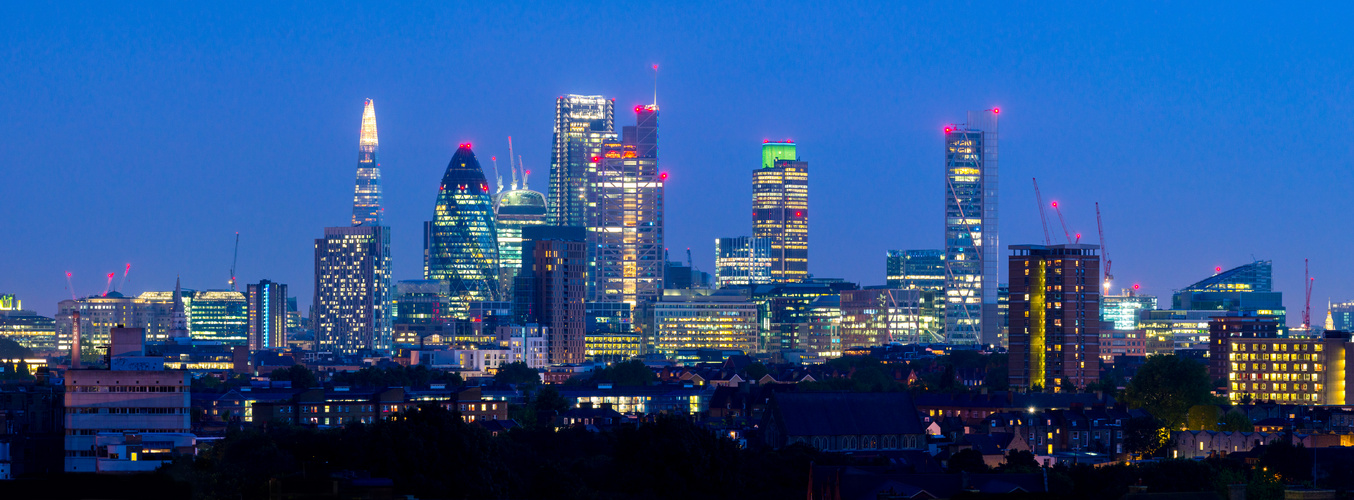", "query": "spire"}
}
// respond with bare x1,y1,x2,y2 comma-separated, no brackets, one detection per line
352,99,383,226
360,99,378,152
170,276,189,339
1326,300,1335,331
